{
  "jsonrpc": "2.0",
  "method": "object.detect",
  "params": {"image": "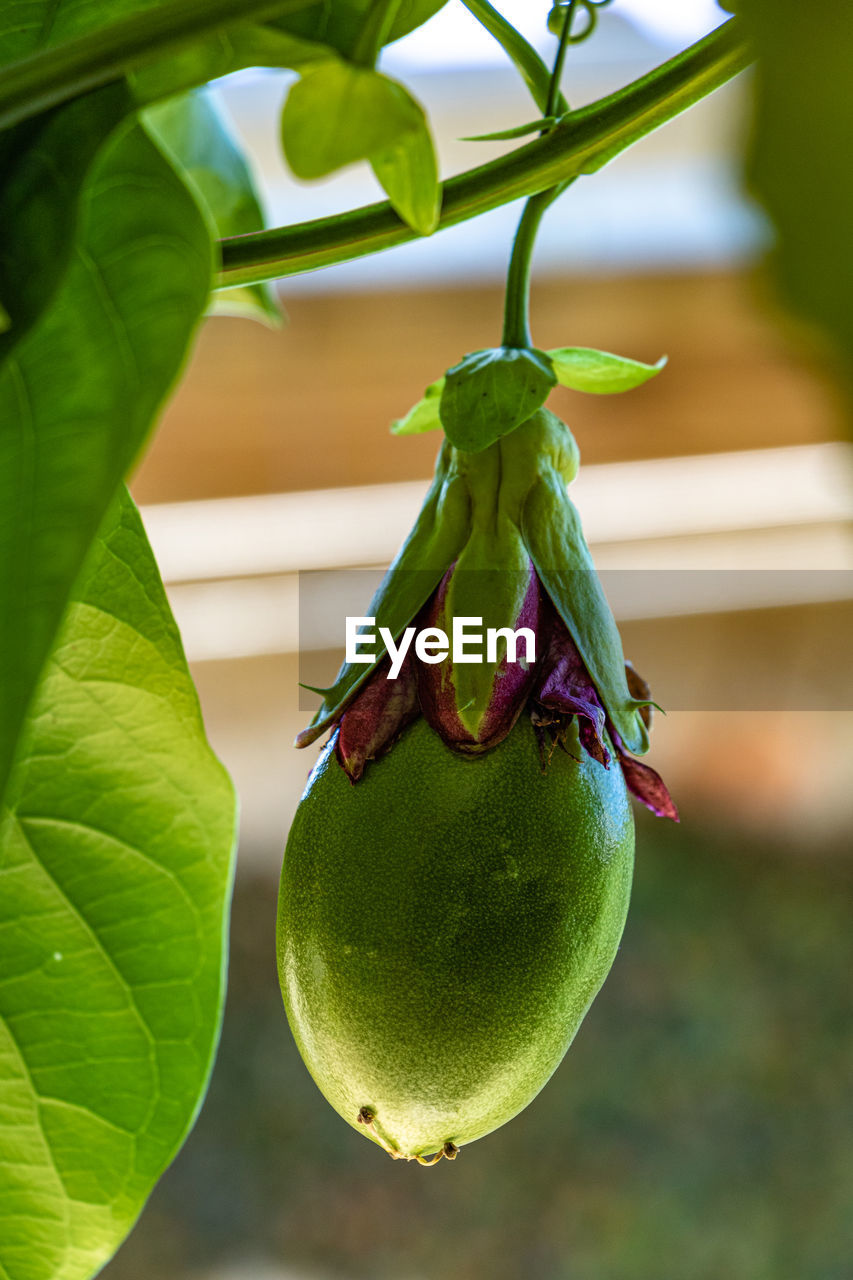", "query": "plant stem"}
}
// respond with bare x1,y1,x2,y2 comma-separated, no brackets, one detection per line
0,0,313,132
501,191,556,346
545,3,576,119
218,20,749,289
501,1,576,347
